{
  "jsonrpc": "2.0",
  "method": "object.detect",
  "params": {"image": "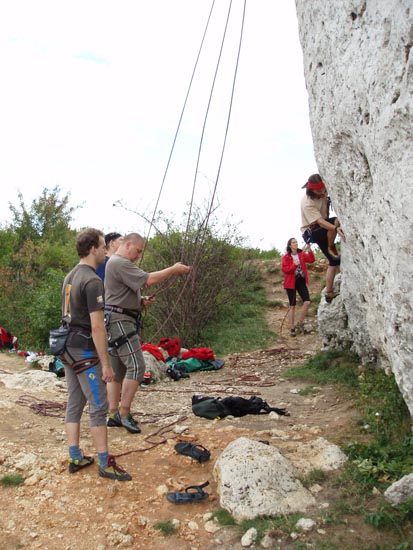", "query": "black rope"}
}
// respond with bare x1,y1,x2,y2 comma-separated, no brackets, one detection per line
142,0,217,255
189,0,247,260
